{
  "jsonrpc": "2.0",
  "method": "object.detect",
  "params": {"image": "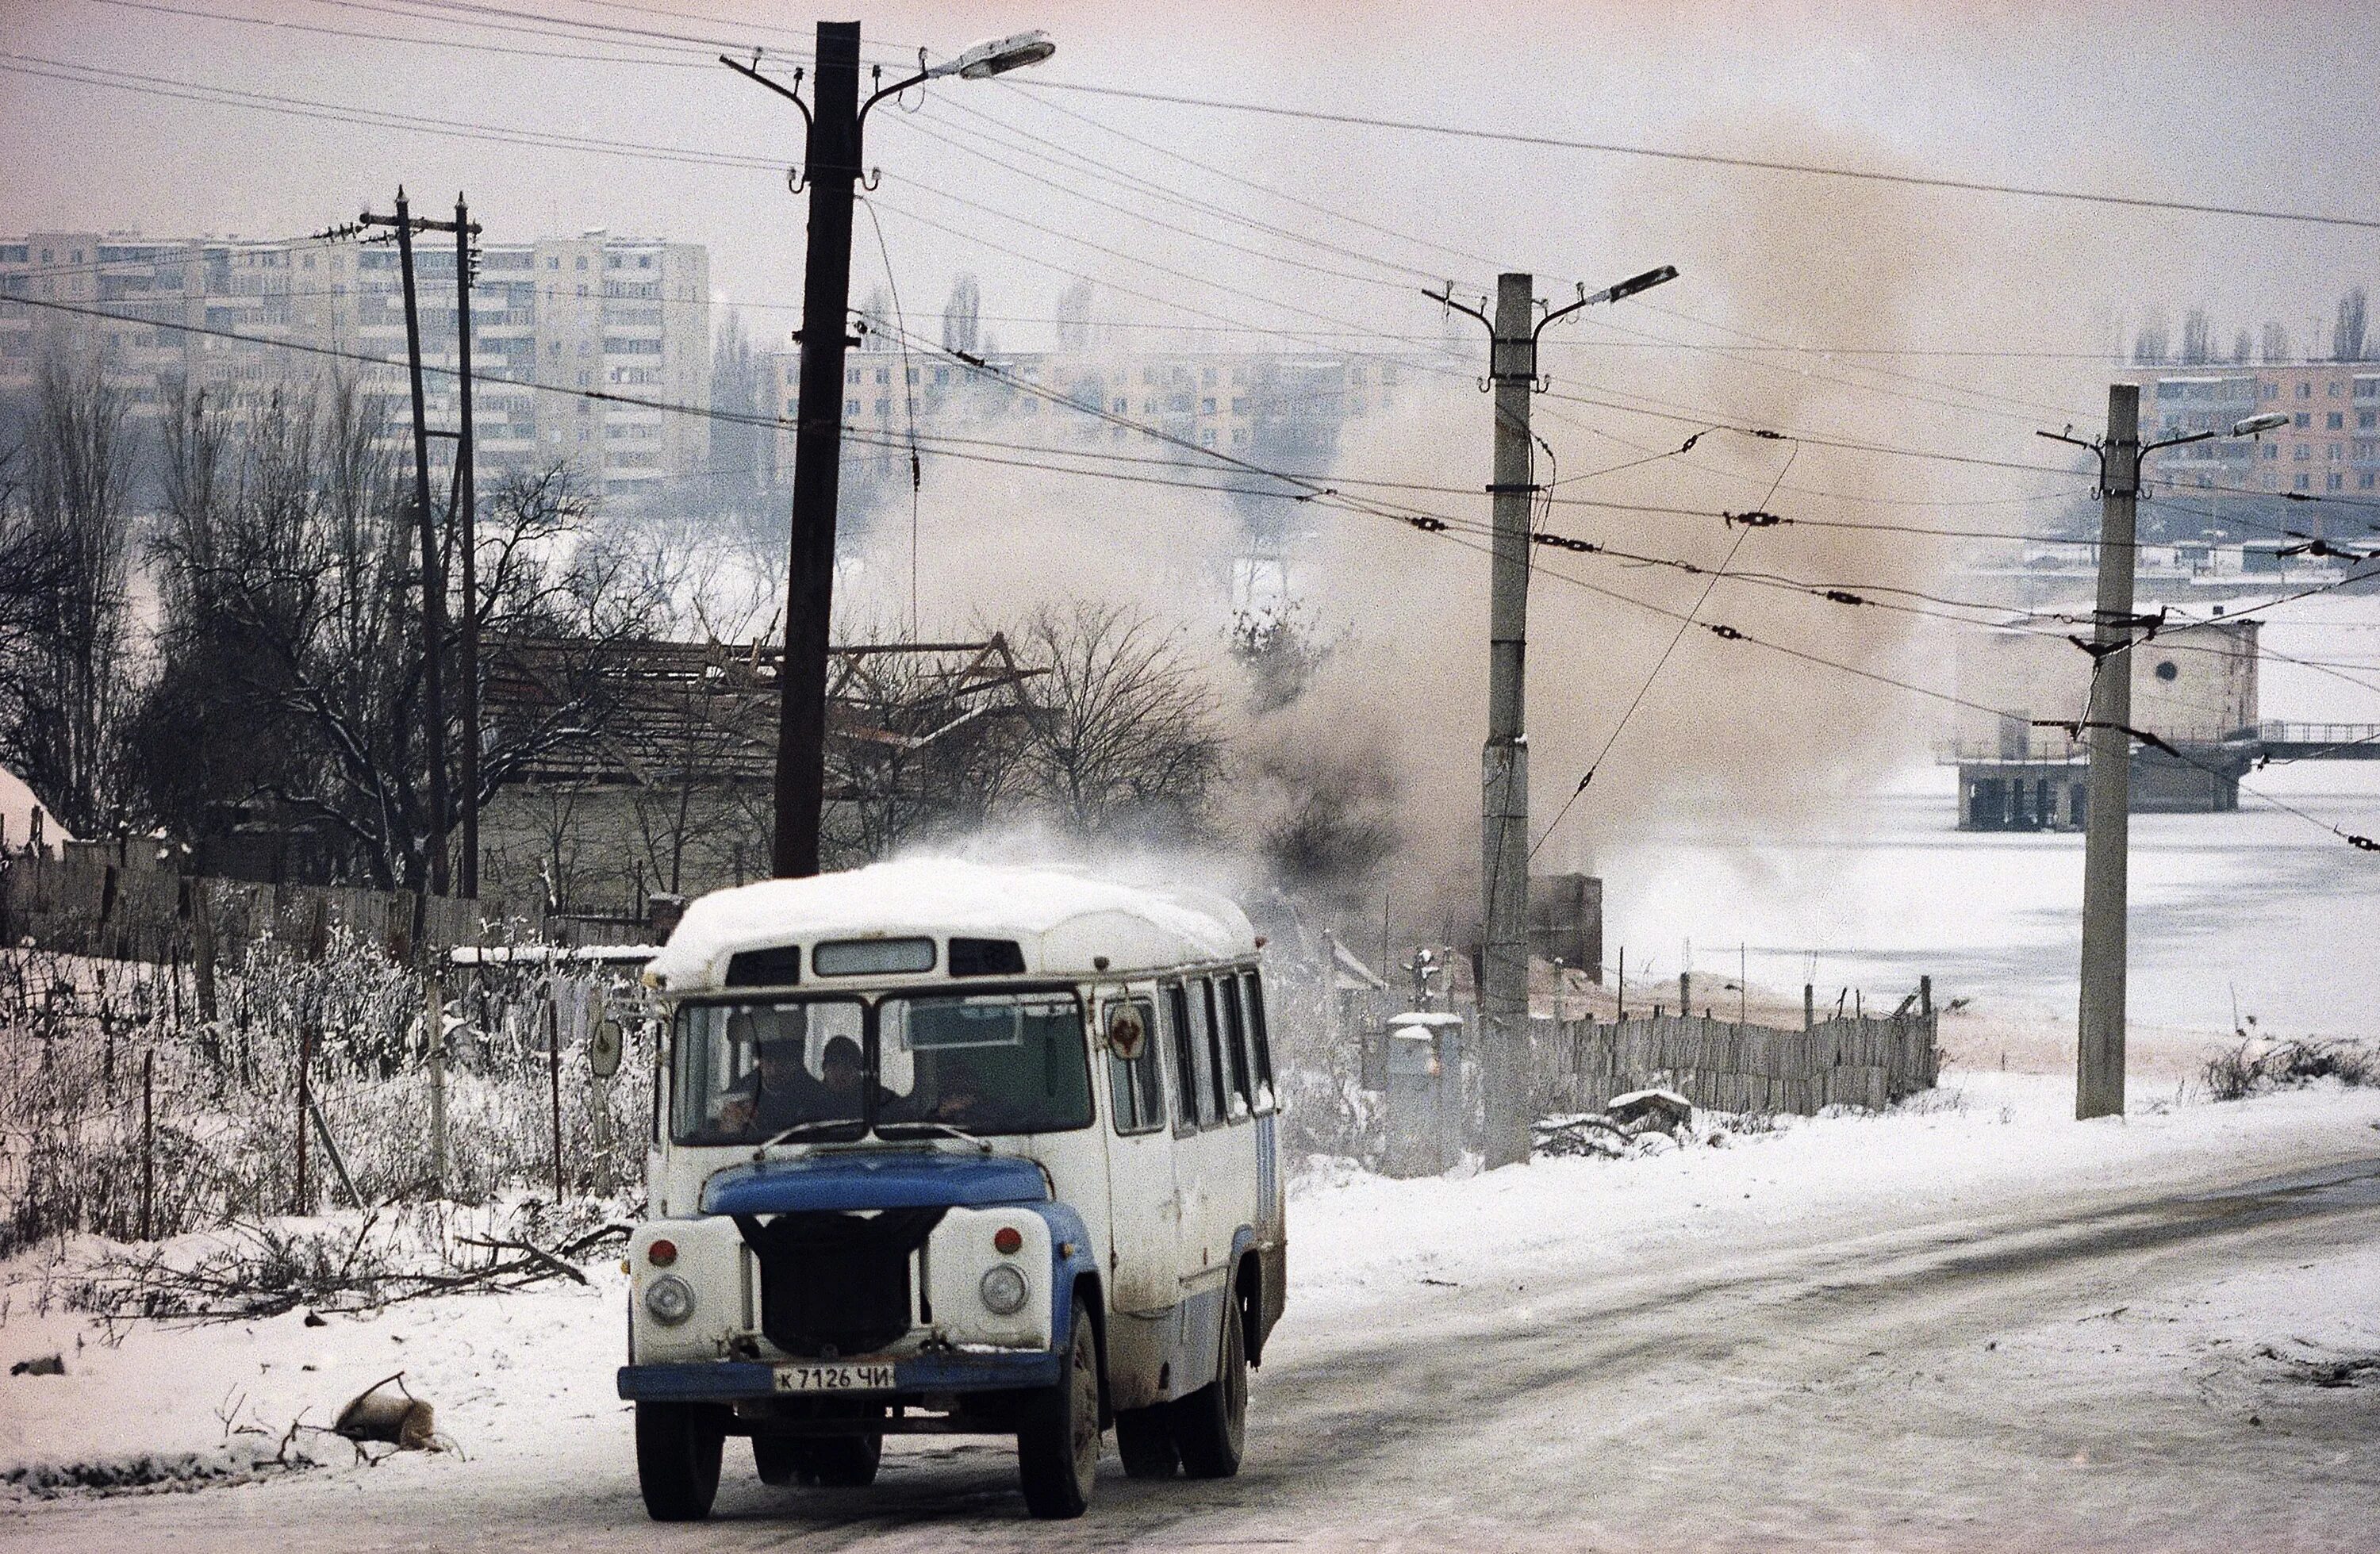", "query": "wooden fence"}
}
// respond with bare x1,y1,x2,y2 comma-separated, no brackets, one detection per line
1,841,497,969
1534,1006,1939,1118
